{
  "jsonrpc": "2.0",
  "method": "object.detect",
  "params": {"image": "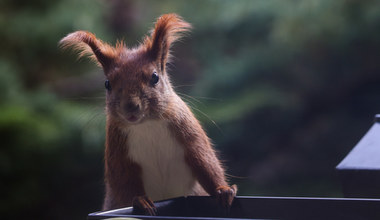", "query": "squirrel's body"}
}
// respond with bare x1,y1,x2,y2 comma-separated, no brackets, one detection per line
104,94,211,209
124,119,197,201
61,13,236,215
